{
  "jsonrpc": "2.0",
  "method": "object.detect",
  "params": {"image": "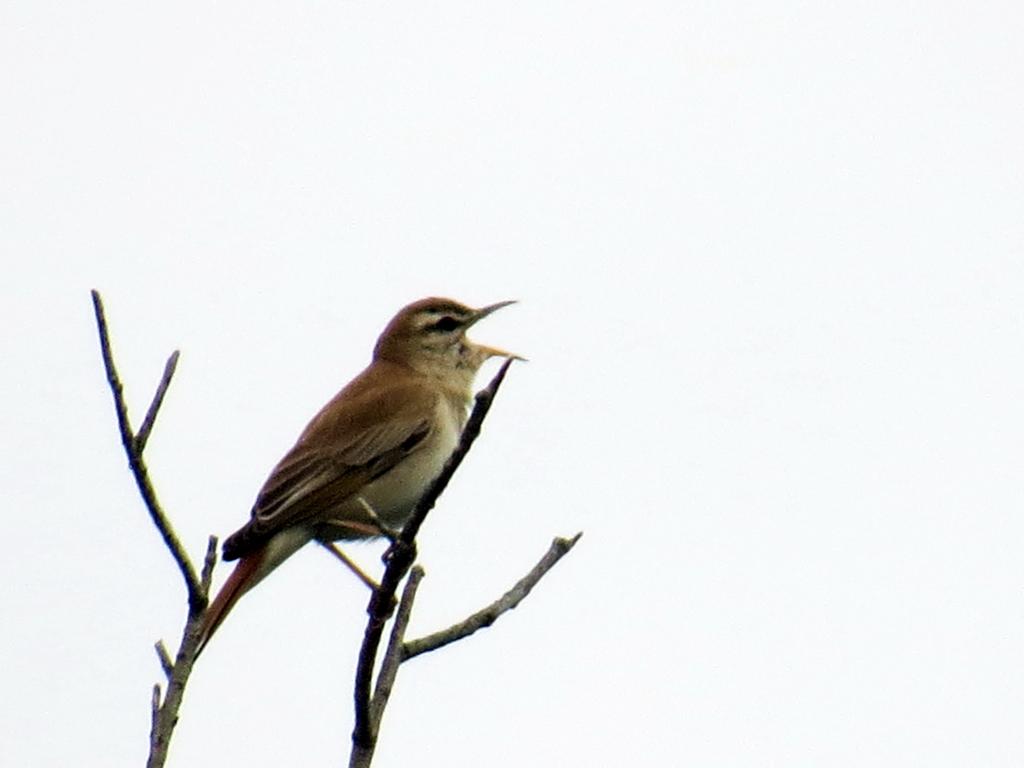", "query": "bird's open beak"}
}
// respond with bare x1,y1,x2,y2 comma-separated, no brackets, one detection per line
469,300,526,361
